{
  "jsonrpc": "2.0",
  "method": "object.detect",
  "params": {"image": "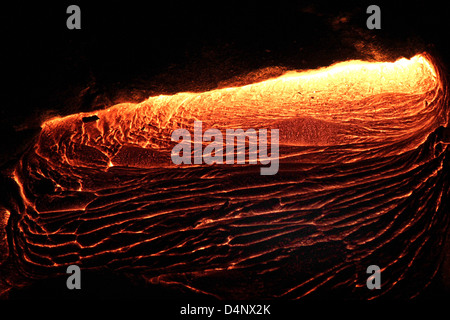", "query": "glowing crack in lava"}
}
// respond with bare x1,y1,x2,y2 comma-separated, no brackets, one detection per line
1,53,449,299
